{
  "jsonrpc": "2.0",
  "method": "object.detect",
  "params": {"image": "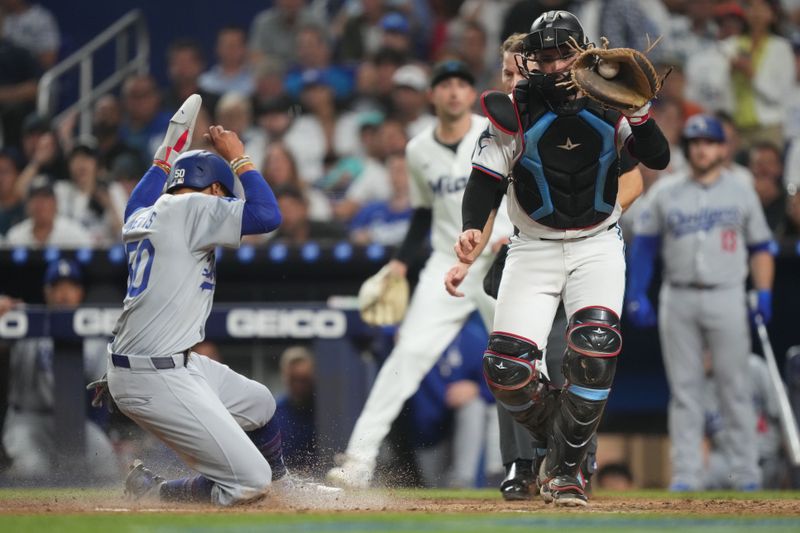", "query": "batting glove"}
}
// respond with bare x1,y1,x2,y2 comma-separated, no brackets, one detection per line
625,295,657,328
153,93,202,171
750,289,772,325
86,373,116,413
